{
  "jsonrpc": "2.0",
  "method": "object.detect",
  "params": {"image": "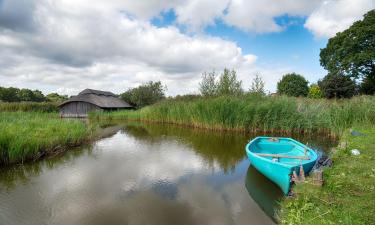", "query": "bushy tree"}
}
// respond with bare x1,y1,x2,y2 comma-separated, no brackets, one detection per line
216,68,243,96
46,93,68,102
308,84,323,99
199,68,243,96
277,73,309,97
318,73,357,98
120,81,166,108
0,87,20,102
360,76,375,95
320,10,375,80
249,73,265,95
199,71,217,97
